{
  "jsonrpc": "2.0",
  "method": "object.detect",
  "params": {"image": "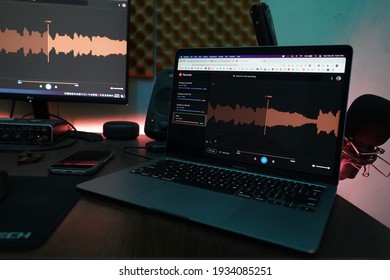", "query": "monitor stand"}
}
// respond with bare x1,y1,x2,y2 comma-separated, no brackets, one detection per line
31,101,50,119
